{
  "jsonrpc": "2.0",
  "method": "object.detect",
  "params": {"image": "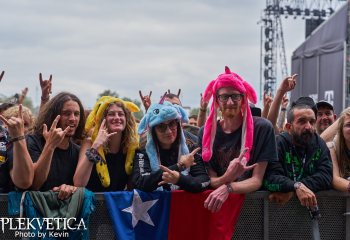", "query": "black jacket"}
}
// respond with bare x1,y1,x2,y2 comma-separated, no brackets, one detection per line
132,147,210,193
264,132,332,193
